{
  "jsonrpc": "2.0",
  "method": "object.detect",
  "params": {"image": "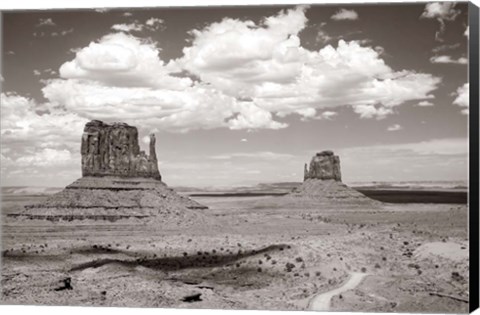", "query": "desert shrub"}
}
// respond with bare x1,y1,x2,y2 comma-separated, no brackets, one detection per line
285,262,295,272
